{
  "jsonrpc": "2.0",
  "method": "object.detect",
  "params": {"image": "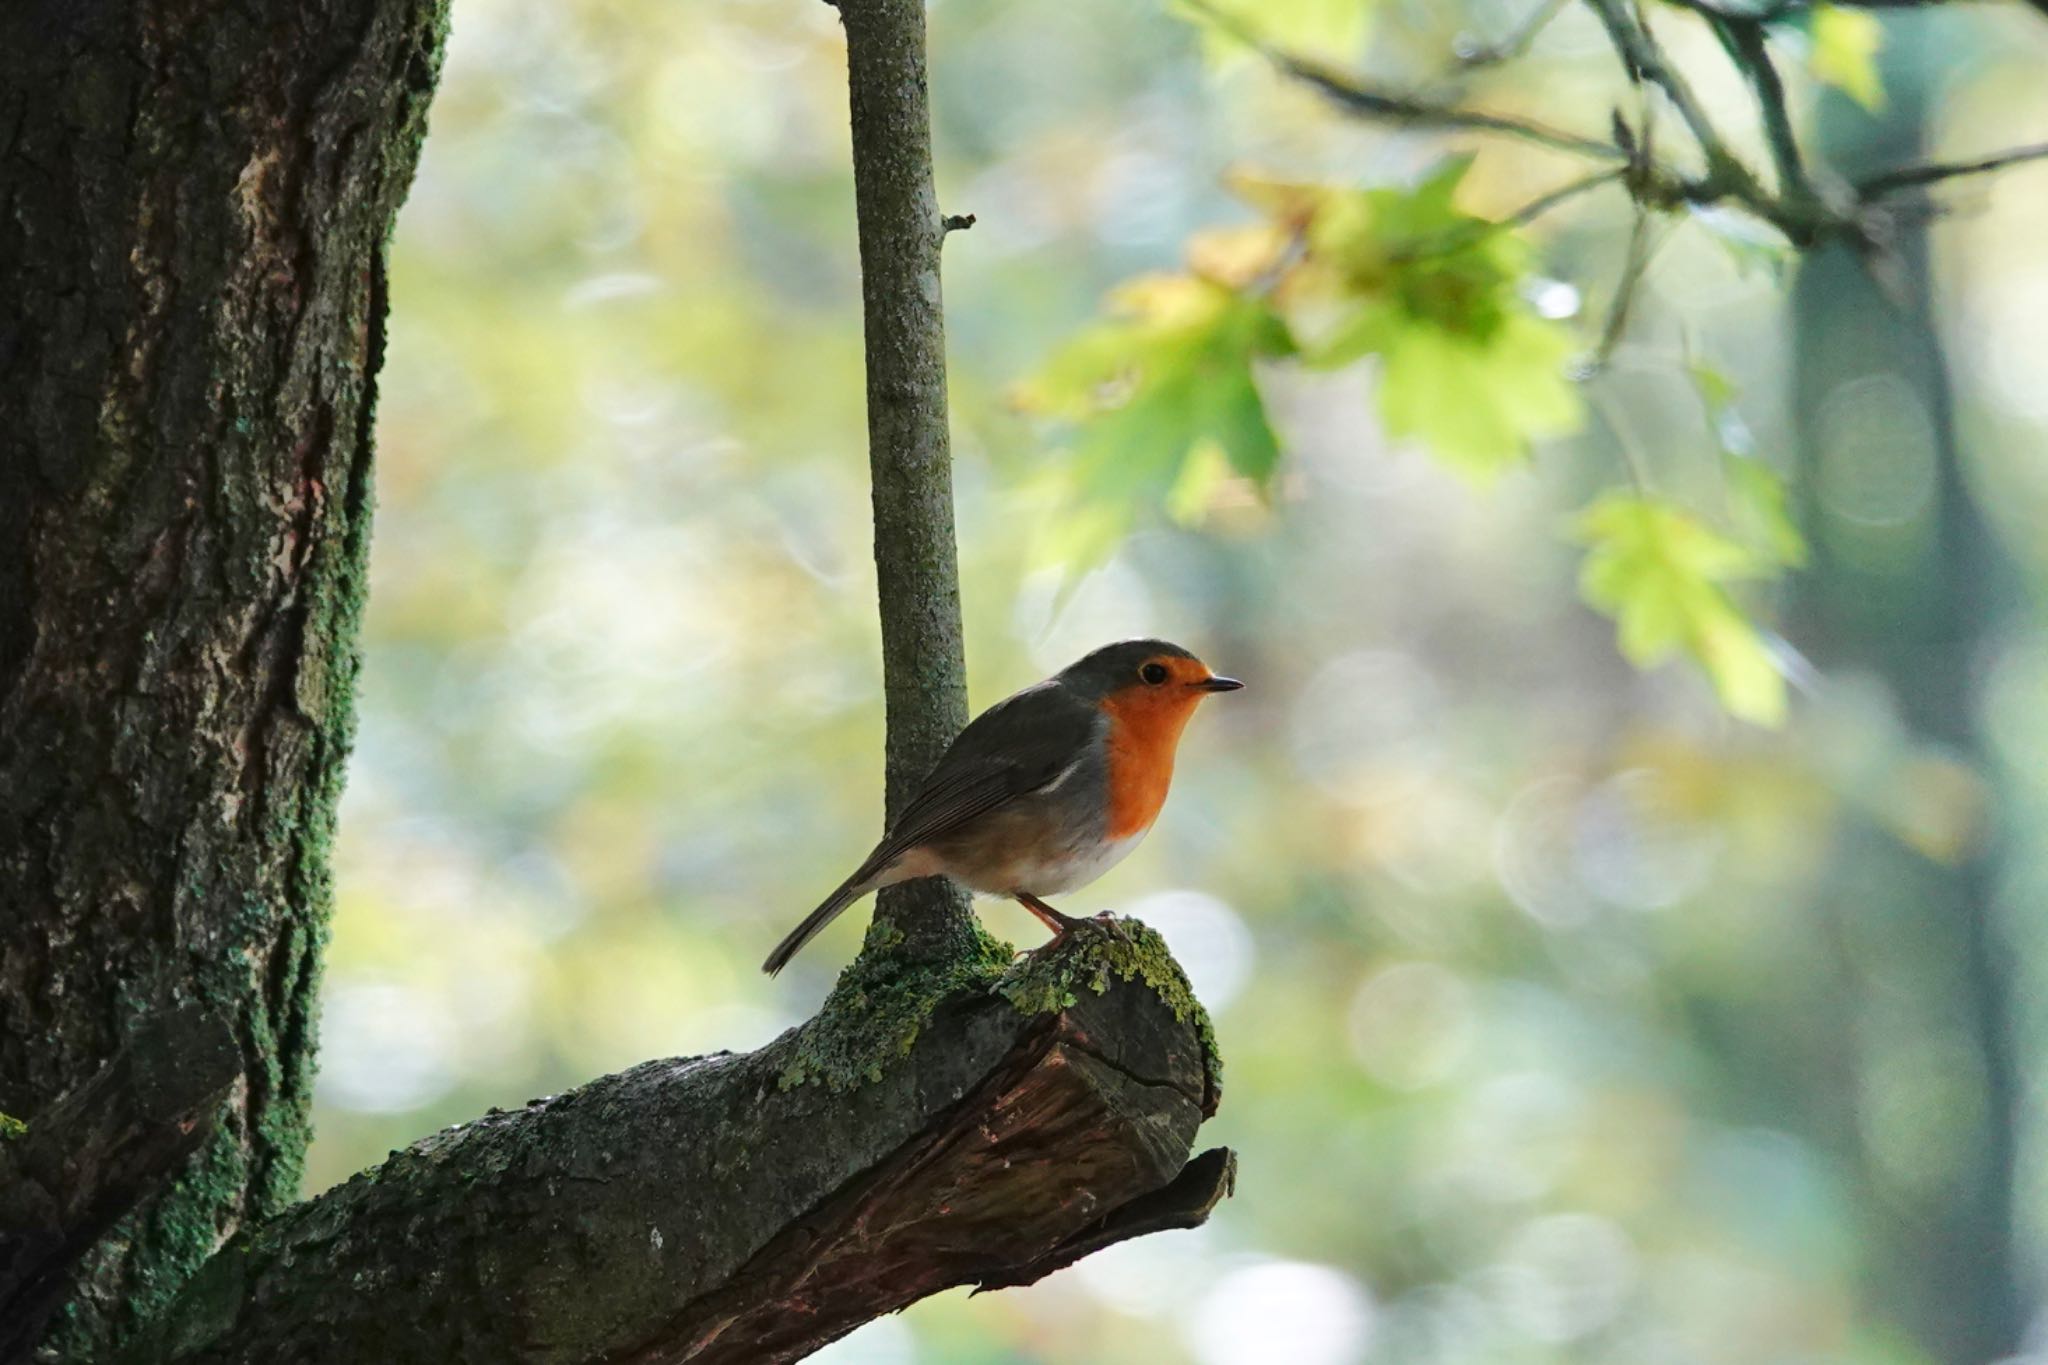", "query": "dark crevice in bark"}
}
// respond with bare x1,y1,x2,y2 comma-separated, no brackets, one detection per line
0,1007,240,1361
